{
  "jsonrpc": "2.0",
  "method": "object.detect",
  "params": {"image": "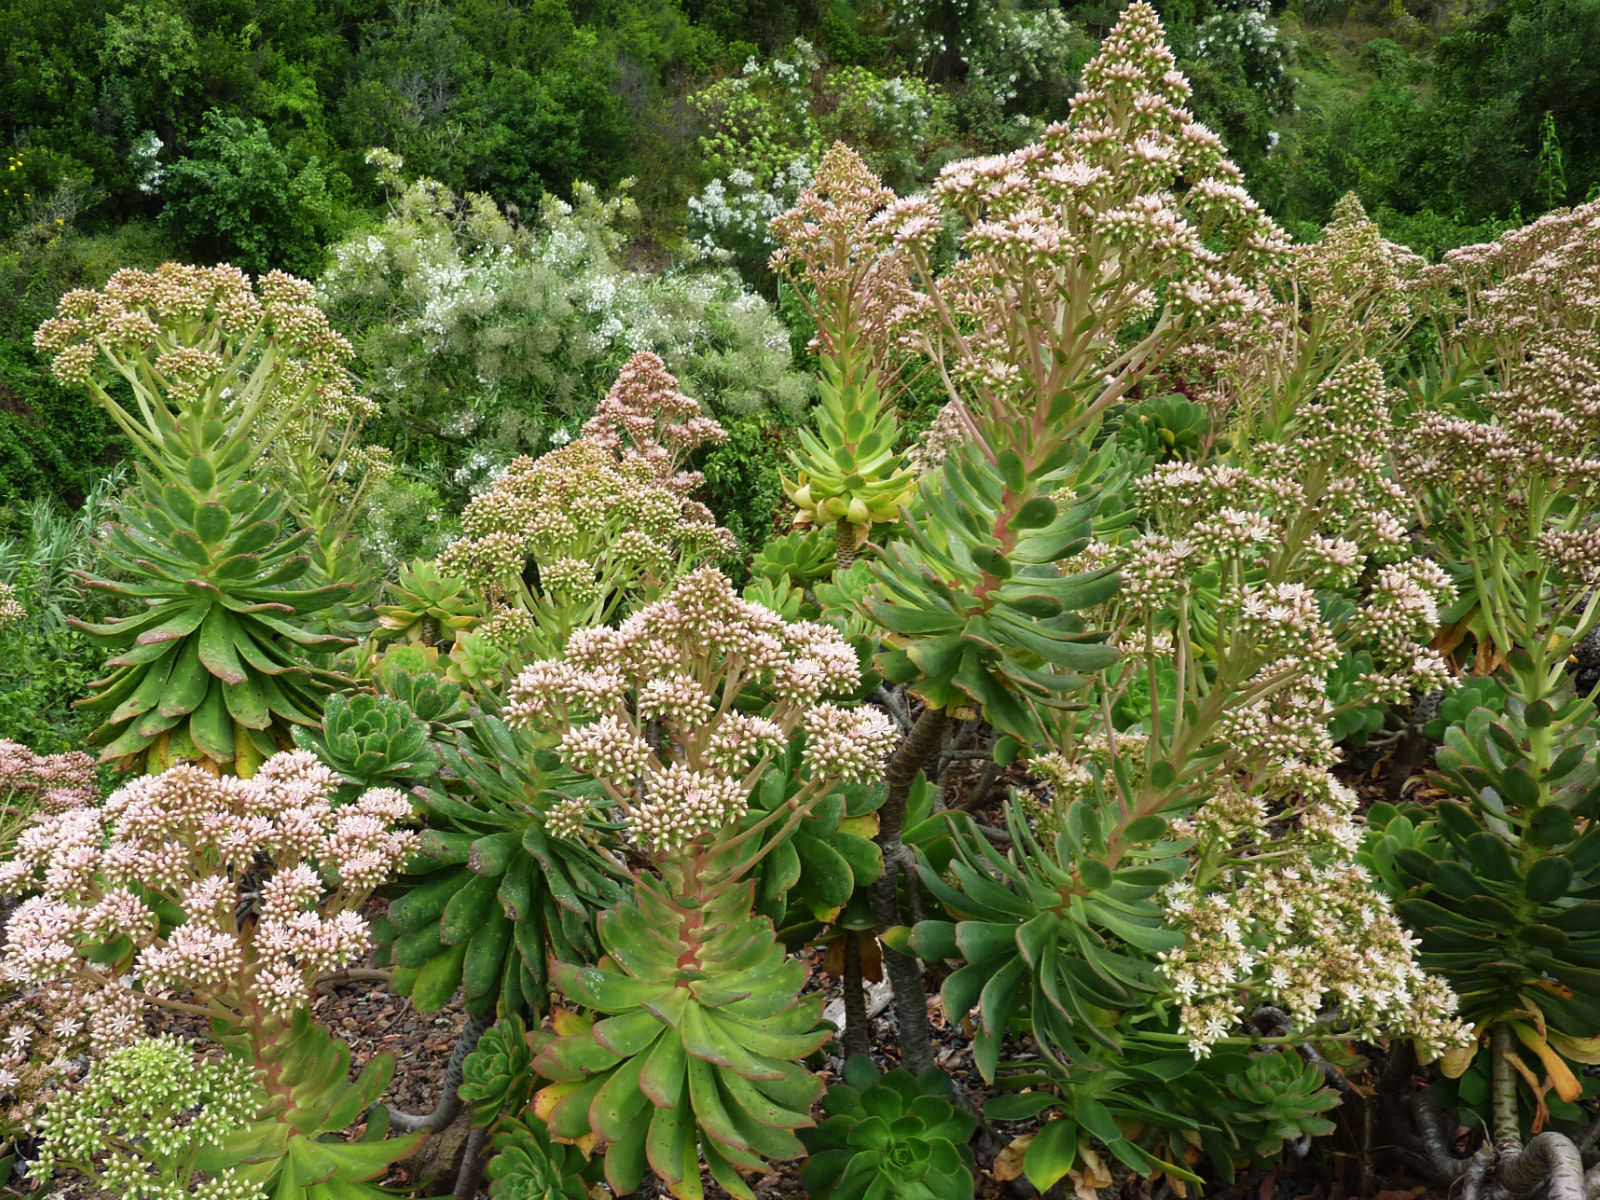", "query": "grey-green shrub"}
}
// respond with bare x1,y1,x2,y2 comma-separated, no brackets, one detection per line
318,151,810,500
